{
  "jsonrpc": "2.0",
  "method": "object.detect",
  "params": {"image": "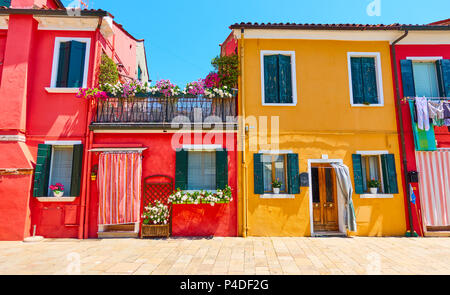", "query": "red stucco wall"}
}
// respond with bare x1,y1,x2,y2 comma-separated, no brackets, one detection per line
86,133,238,238
393,44,450,236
